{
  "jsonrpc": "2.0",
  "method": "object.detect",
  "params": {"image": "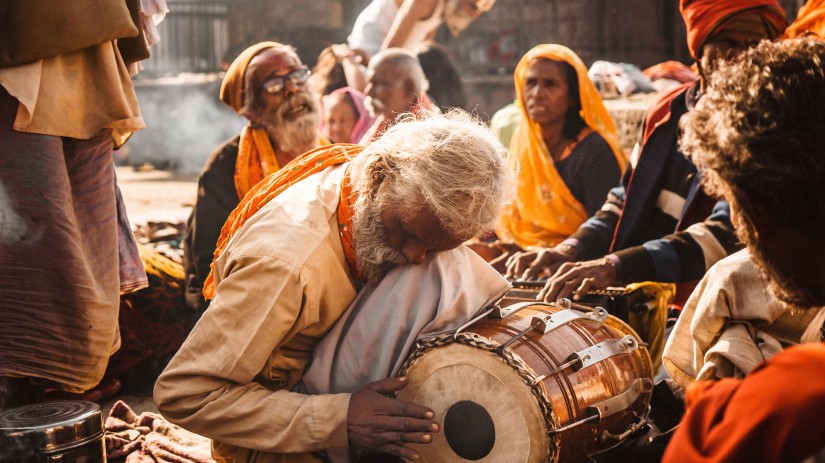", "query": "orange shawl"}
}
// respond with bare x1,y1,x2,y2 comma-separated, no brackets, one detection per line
784,0,825,38
234,126,330,199
680,0,786,59
203,144,365,299
663,343,825,463
495,44,626,248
